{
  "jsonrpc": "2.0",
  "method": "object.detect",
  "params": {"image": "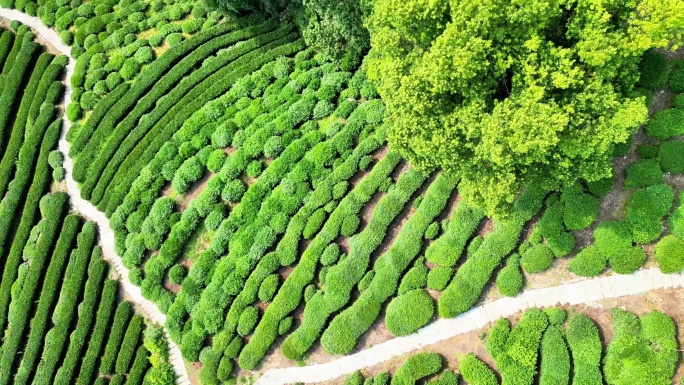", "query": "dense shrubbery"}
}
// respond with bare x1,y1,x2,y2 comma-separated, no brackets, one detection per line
566,314,603,385
385,289,434,336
